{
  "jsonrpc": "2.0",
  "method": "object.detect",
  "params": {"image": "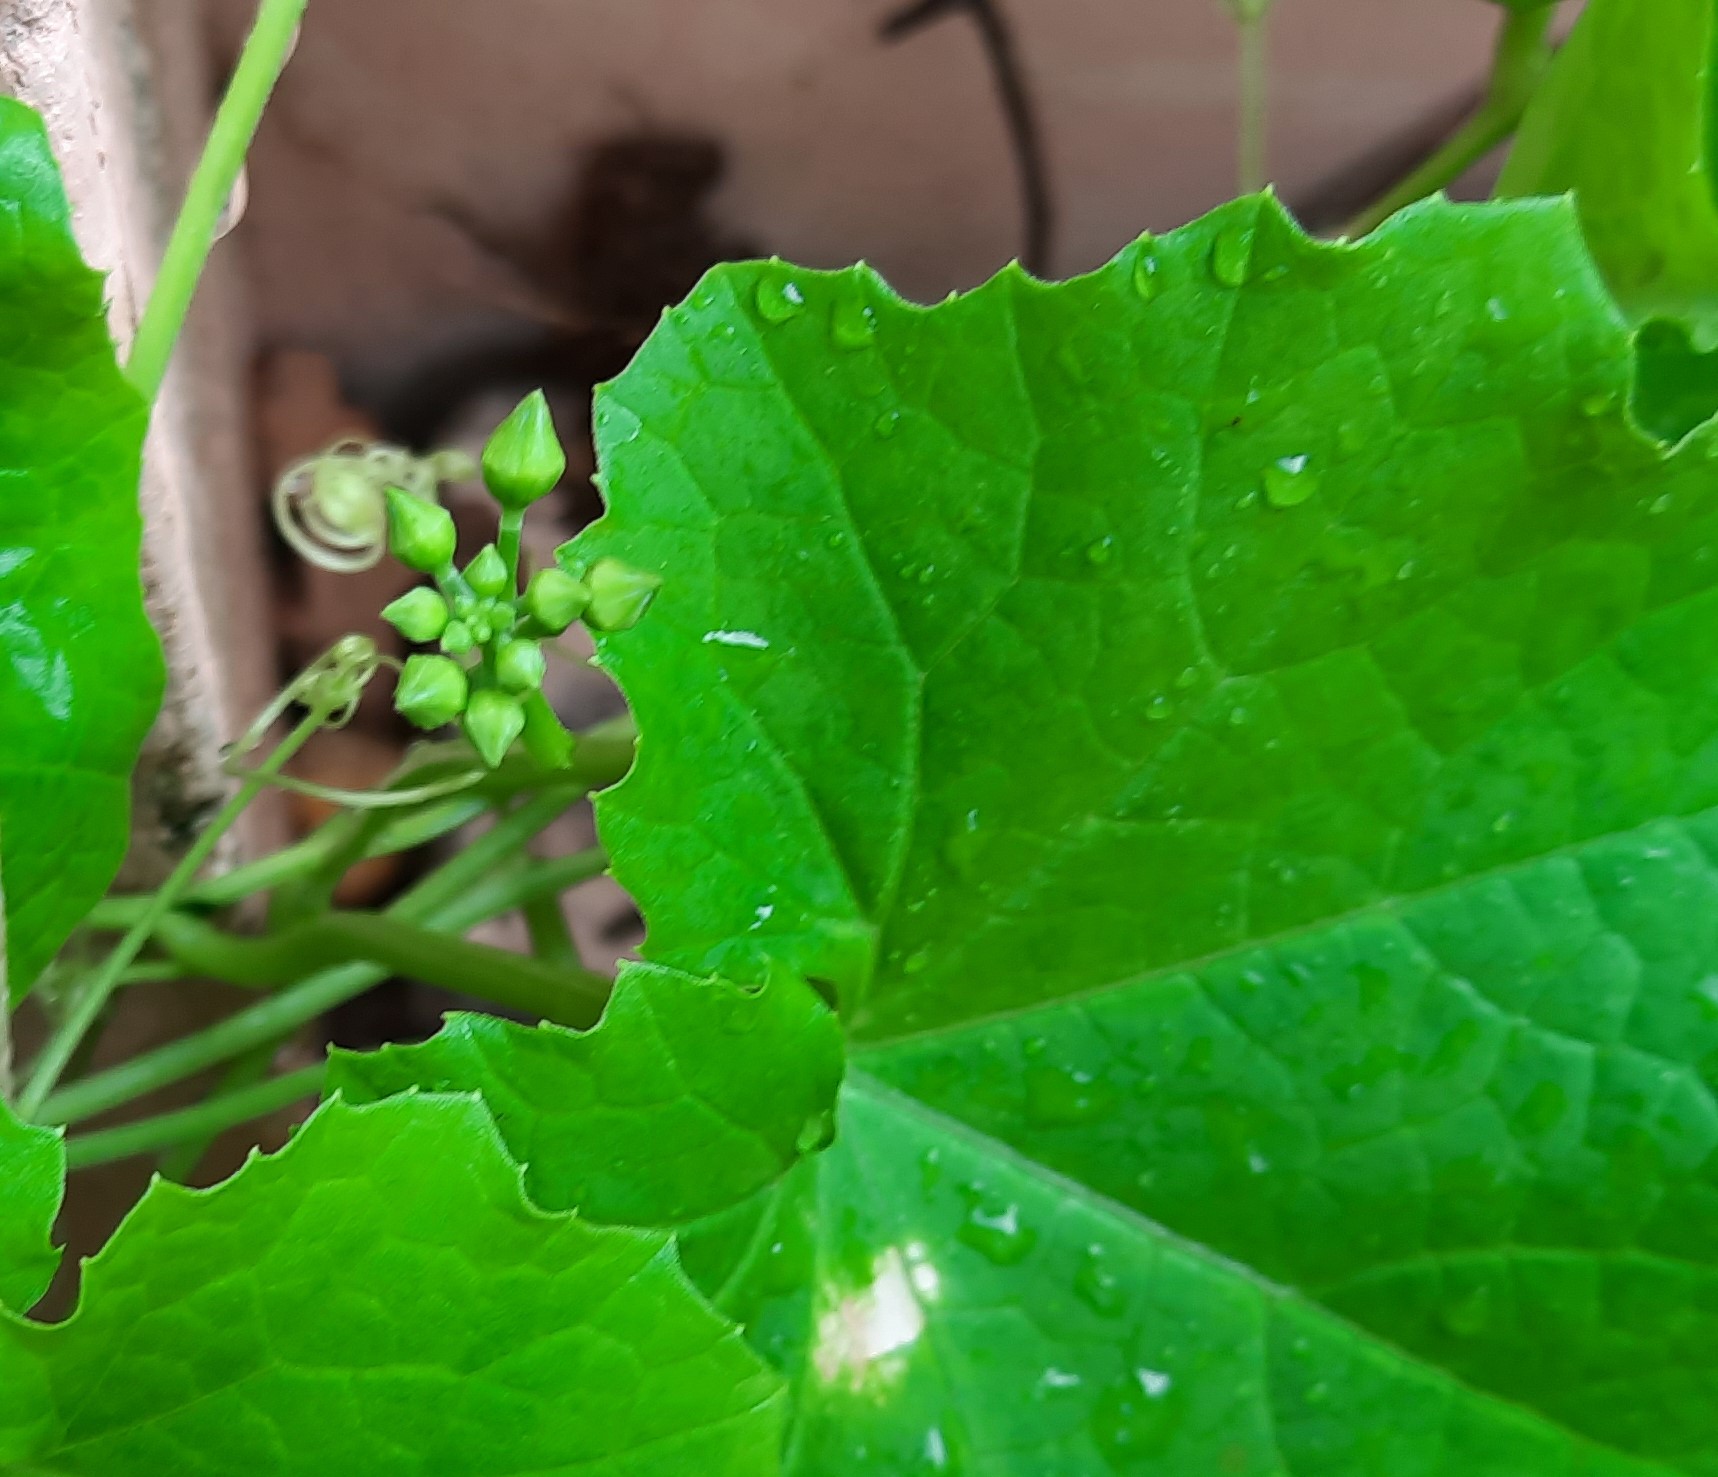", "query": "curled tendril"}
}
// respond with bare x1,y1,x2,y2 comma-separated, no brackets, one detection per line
272,441,476,573
222,635,485,810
